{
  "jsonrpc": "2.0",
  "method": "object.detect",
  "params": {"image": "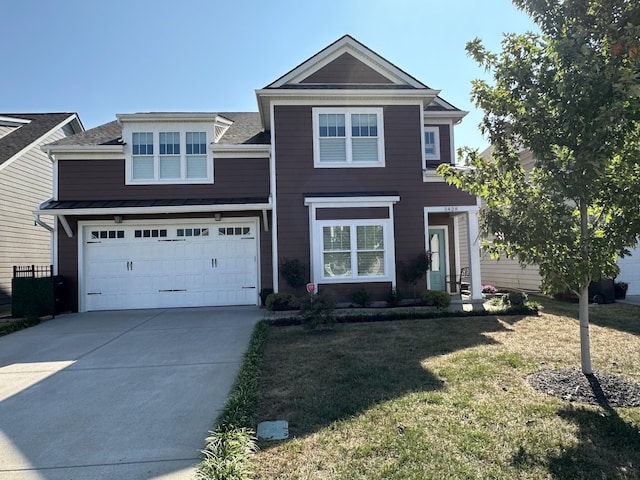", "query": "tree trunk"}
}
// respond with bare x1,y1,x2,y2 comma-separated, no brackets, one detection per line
579,200,593,375
578,284,593,374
